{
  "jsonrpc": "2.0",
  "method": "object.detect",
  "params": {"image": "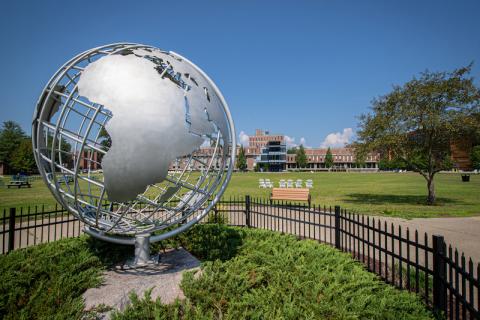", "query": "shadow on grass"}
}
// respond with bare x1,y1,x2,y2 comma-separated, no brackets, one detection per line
344,193,461,206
